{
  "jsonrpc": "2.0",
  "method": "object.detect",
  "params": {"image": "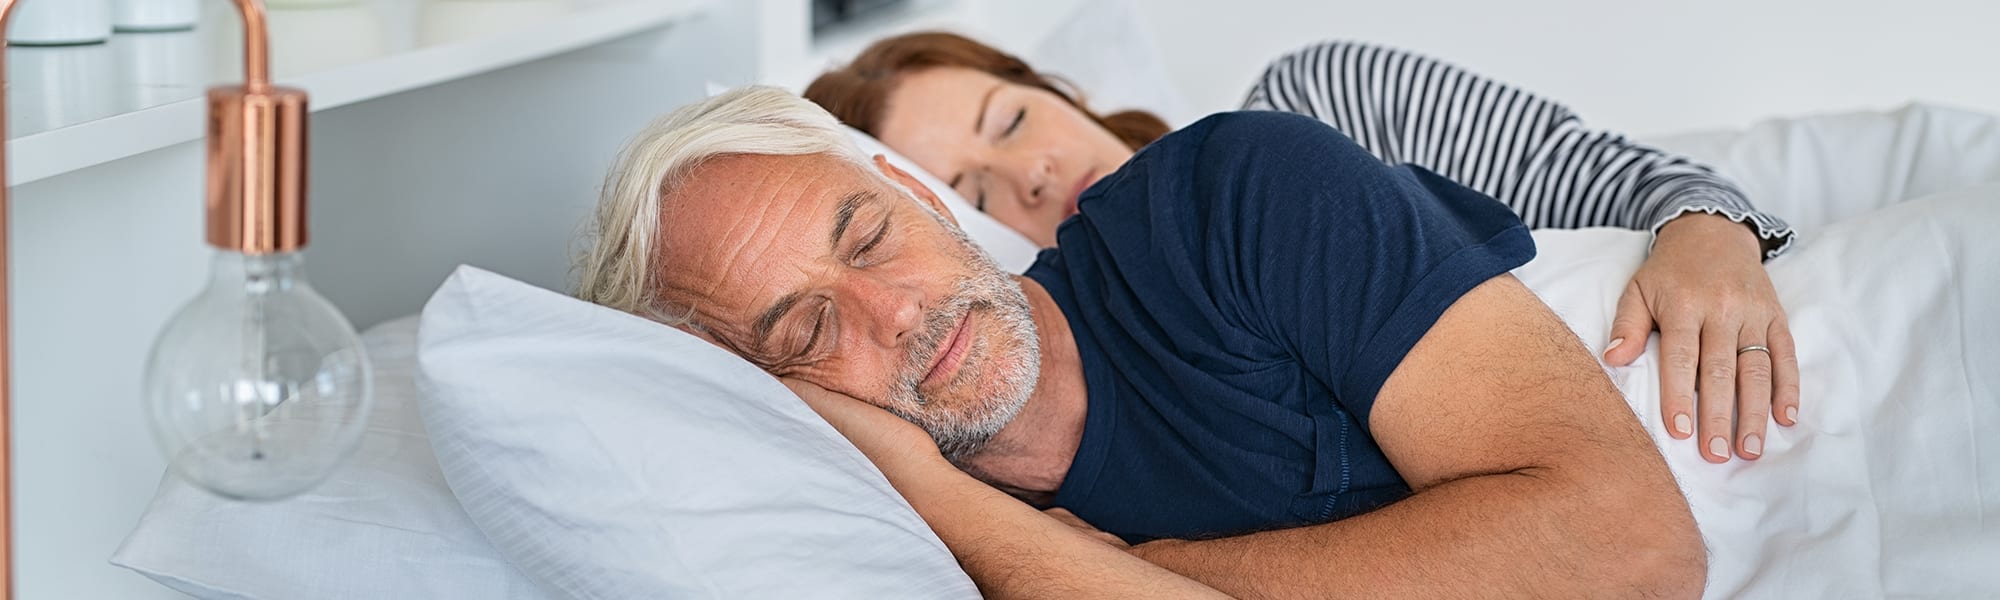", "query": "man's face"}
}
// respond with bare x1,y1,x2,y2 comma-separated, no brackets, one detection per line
657,152,1039,459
